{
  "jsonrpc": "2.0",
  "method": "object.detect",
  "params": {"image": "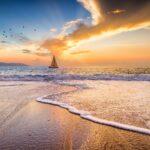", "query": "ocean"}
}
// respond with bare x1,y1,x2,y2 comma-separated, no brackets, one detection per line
0,65,150,81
